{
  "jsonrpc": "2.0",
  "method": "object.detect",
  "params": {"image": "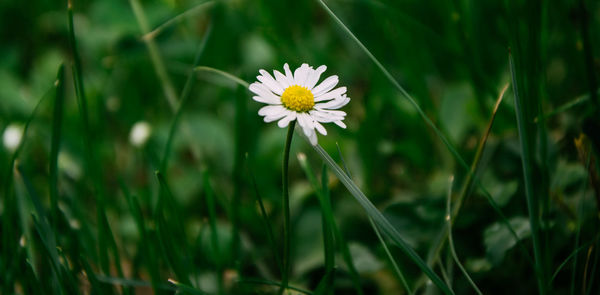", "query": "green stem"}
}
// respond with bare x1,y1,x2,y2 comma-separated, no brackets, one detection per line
279,121,296,295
